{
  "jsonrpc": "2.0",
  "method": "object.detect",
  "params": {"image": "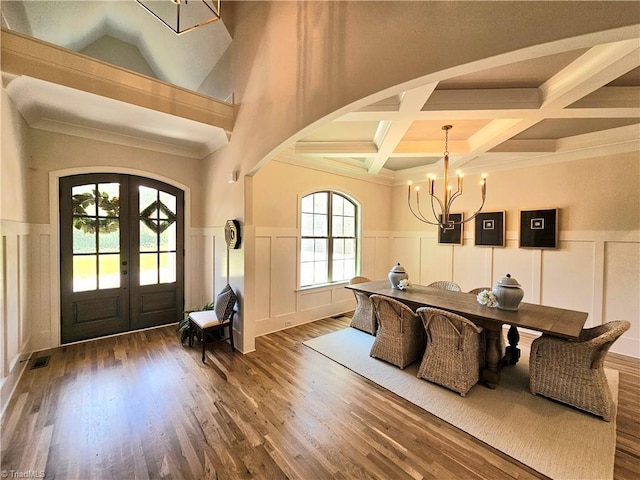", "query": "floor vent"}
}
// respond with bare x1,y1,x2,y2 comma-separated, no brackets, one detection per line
30,355,50,370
